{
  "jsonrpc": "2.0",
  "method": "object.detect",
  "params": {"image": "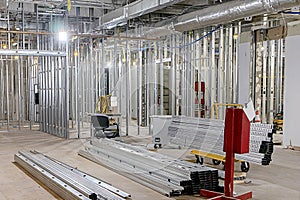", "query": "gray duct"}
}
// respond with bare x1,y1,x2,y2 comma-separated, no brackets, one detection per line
171,0,300,32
